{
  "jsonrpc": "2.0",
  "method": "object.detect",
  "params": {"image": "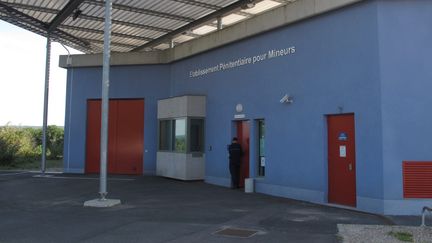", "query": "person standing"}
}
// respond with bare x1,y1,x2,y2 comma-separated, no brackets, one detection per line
228,137,243,189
